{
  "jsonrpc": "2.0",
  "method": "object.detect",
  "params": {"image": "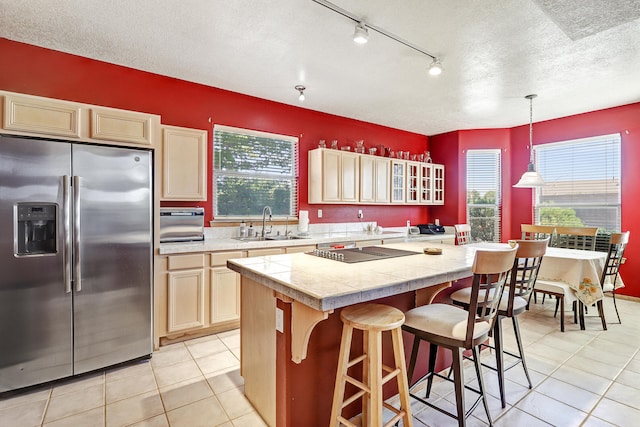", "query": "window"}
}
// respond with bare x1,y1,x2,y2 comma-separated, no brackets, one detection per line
534,133,621,232
213,125,298,219
466,149,501,242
